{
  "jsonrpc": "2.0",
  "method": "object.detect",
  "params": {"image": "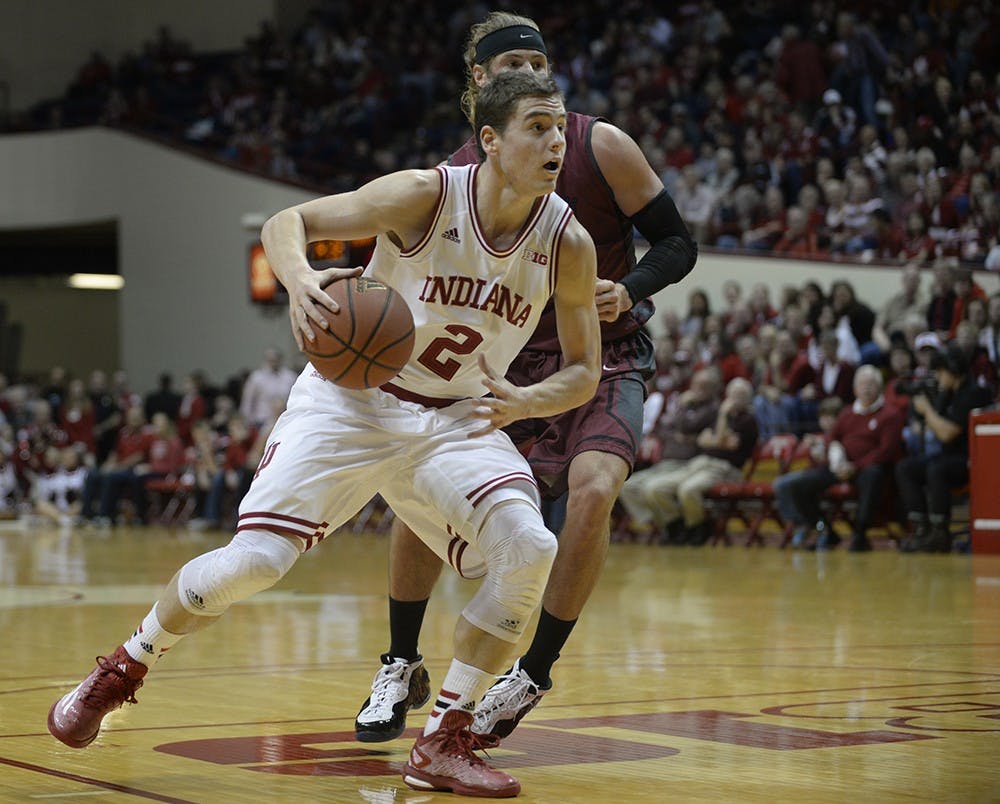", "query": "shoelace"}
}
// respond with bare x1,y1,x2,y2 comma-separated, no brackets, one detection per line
481,672,537,713
82,655,143,709
368,662,409,707
430,725,501,766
